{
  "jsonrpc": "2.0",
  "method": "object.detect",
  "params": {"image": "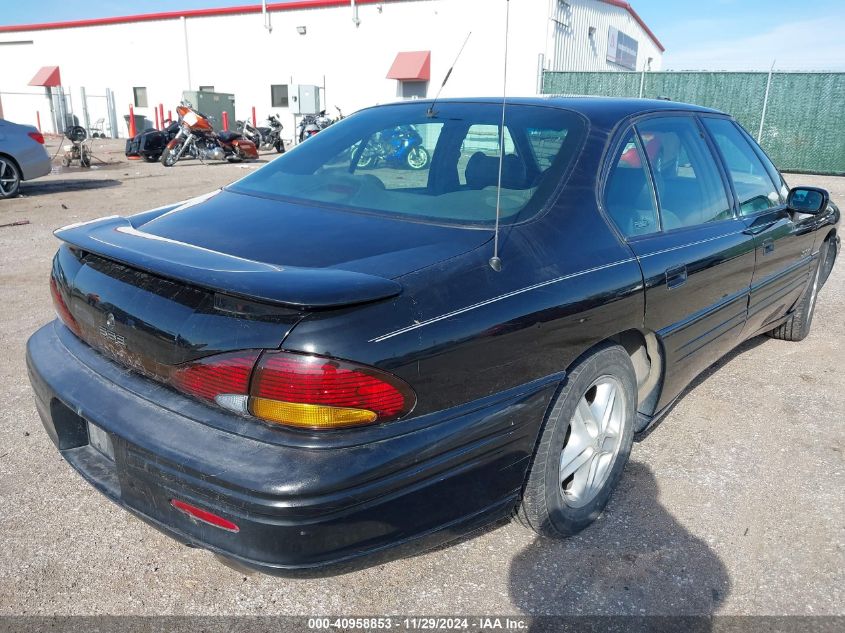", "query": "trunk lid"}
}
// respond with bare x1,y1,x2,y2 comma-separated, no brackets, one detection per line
51,189,488,375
